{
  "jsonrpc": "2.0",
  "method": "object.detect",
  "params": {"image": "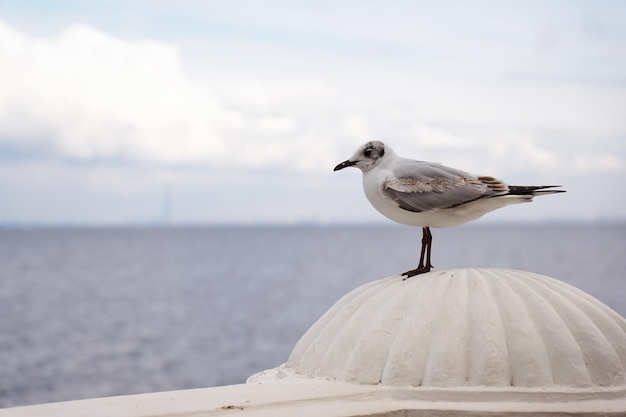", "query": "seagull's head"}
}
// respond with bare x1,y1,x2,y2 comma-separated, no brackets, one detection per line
334,141,389,173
